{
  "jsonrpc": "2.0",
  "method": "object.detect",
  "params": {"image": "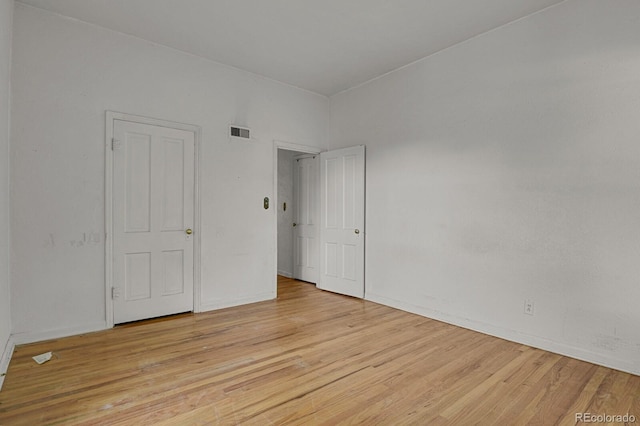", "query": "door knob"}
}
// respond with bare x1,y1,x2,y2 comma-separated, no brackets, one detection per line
355,229,360,234
185,228,193,235
293,223,297,227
